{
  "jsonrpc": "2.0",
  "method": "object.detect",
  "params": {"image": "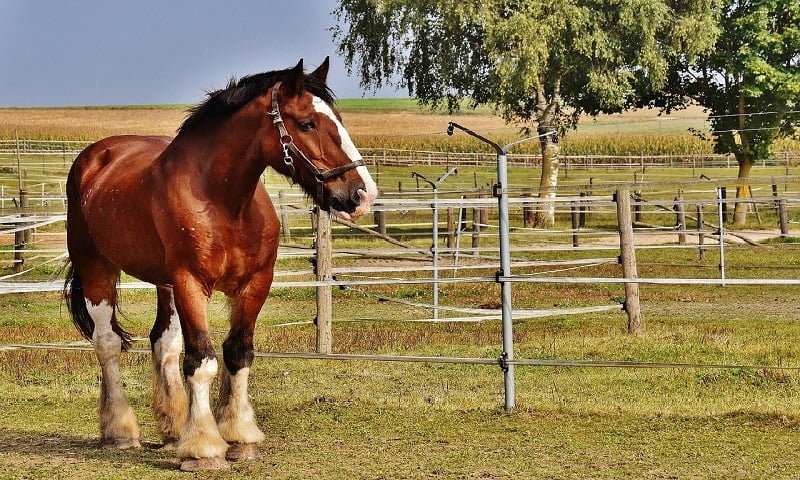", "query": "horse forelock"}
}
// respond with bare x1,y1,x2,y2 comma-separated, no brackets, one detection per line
178,67,335,136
